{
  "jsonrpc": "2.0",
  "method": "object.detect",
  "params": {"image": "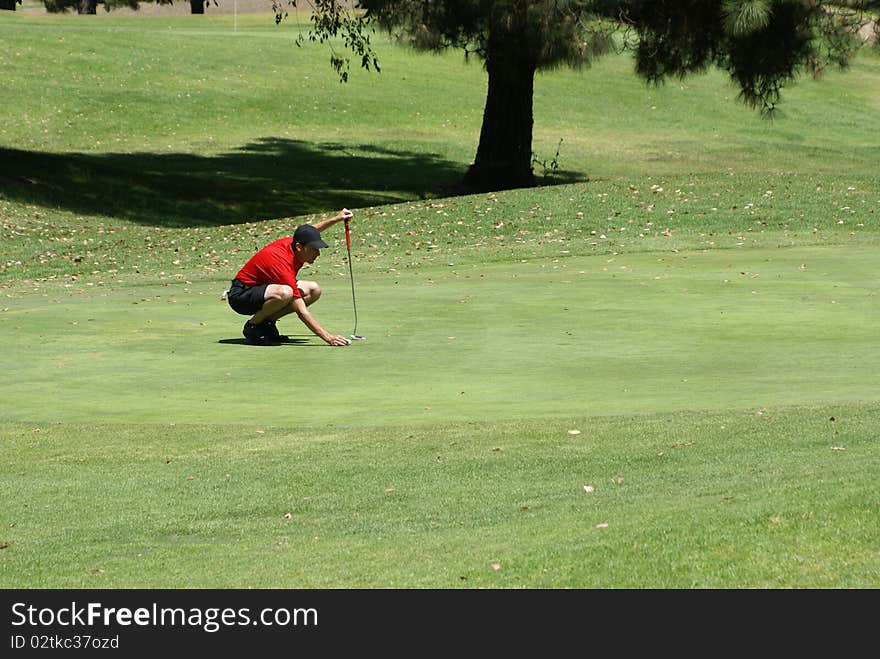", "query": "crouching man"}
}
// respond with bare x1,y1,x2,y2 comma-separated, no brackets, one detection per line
226,208,353,346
